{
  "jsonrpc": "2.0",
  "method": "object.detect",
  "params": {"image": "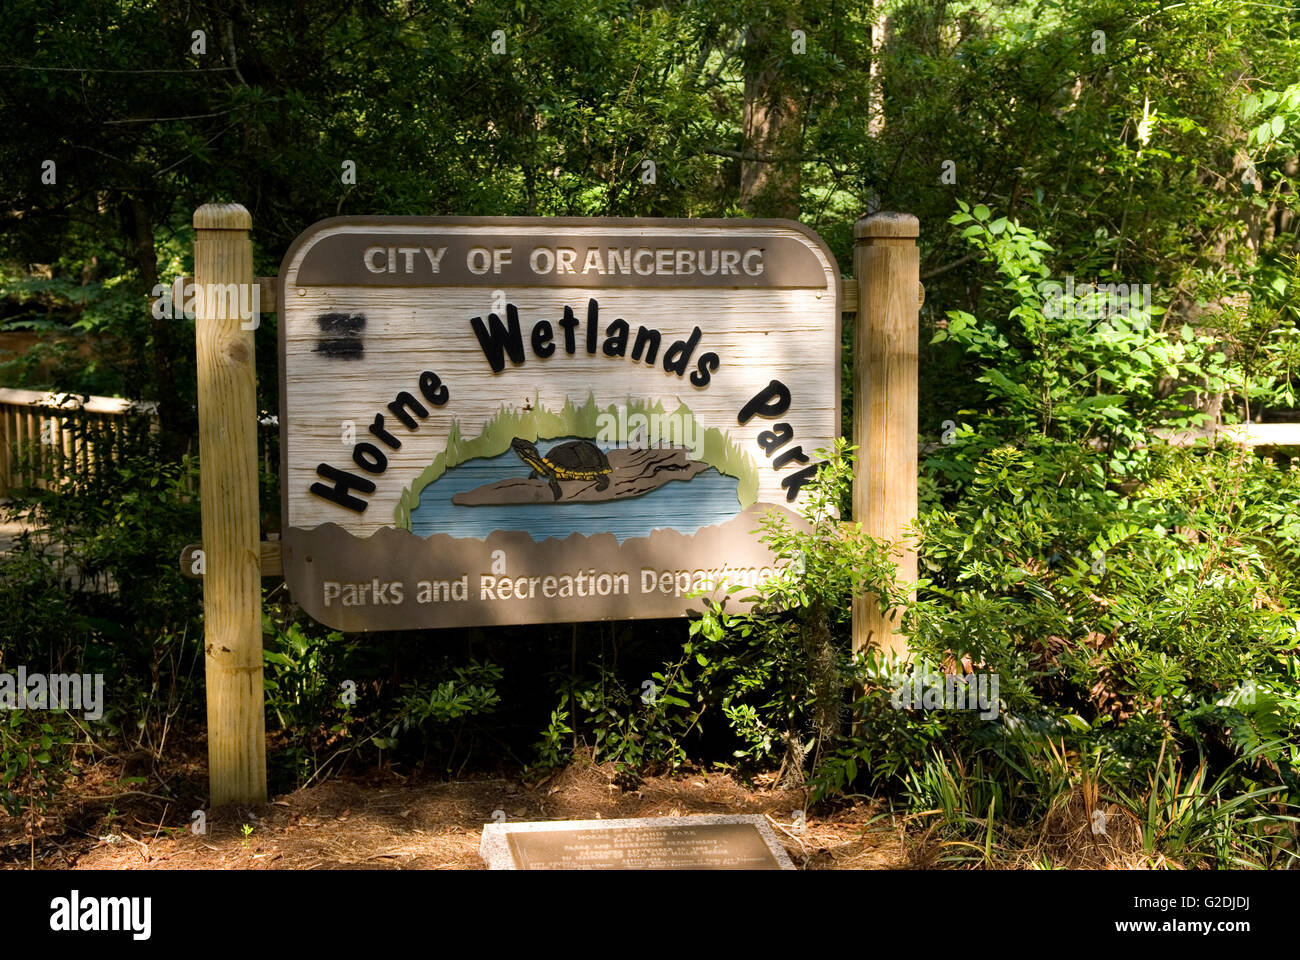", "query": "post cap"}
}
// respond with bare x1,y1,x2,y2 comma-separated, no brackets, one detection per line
855,212,919,241
194,203,252,230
